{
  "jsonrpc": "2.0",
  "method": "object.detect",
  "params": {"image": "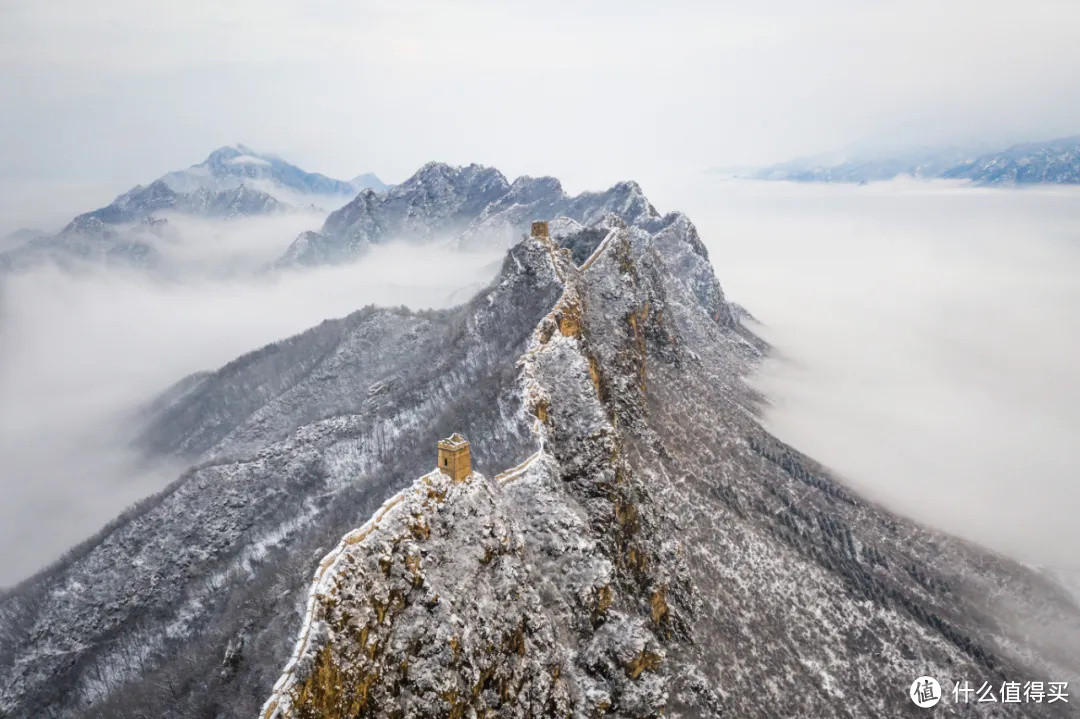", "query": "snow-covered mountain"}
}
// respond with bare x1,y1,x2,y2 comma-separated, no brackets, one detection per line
350,172,390,194
0,174,1077,719
751,146,978,183
752,136,1080,186
278,161,665,266
0,146,387,273
942,136,1080,185
71,144,368,224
